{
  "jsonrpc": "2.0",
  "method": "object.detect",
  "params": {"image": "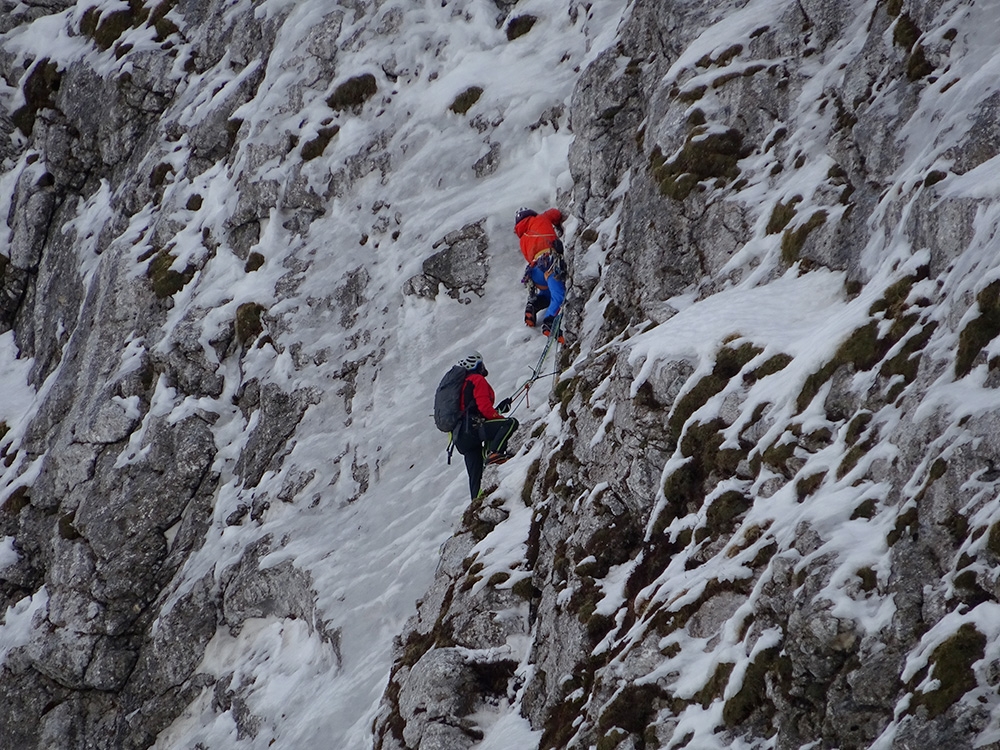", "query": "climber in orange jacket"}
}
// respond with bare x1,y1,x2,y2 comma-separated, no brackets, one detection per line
514,207,567,340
